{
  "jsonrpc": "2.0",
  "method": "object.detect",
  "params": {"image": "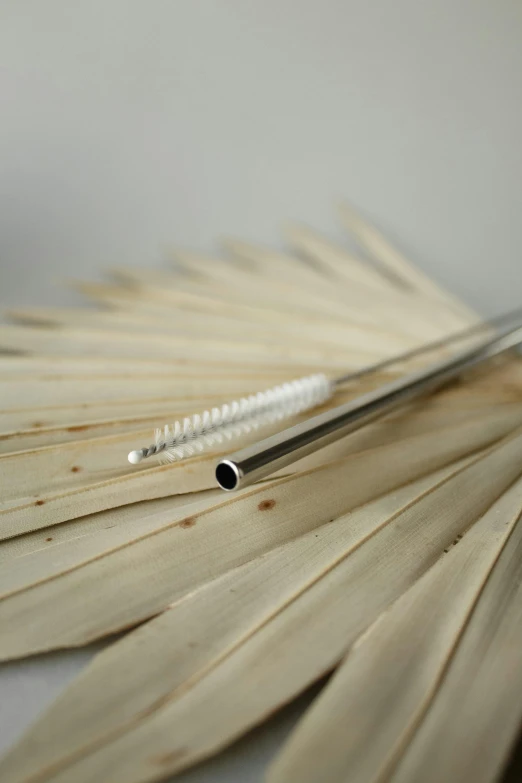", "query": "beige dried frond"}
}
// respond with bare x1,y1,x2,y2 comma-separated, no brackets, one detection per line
0,207,521,783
